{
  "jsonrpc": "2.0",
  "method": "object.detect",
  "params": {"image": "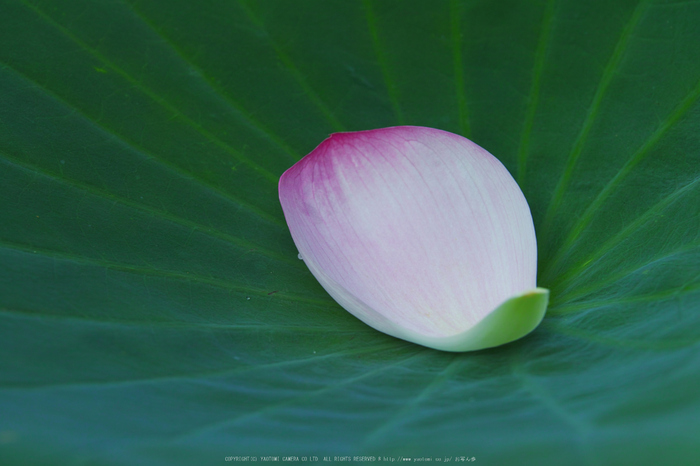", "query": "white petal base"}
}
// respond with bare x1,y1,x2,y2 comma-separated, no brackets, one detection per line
390,288,550,352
